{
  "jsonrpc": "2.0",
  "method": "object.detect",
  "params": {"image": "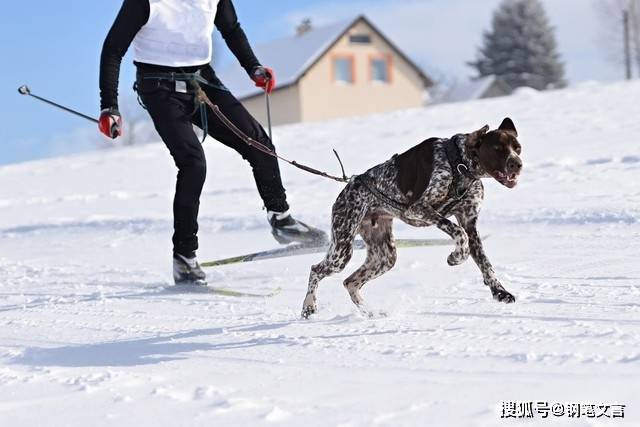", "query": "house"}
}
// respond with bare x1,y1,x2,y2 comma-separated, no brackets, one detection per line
439,75,513,104
217,16,433,126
